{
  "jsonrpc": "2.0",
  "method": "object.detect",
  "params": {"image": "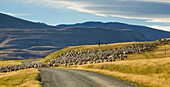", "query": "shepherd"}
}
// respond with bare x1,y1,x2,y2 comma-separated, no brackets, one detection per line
98,42,101,47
